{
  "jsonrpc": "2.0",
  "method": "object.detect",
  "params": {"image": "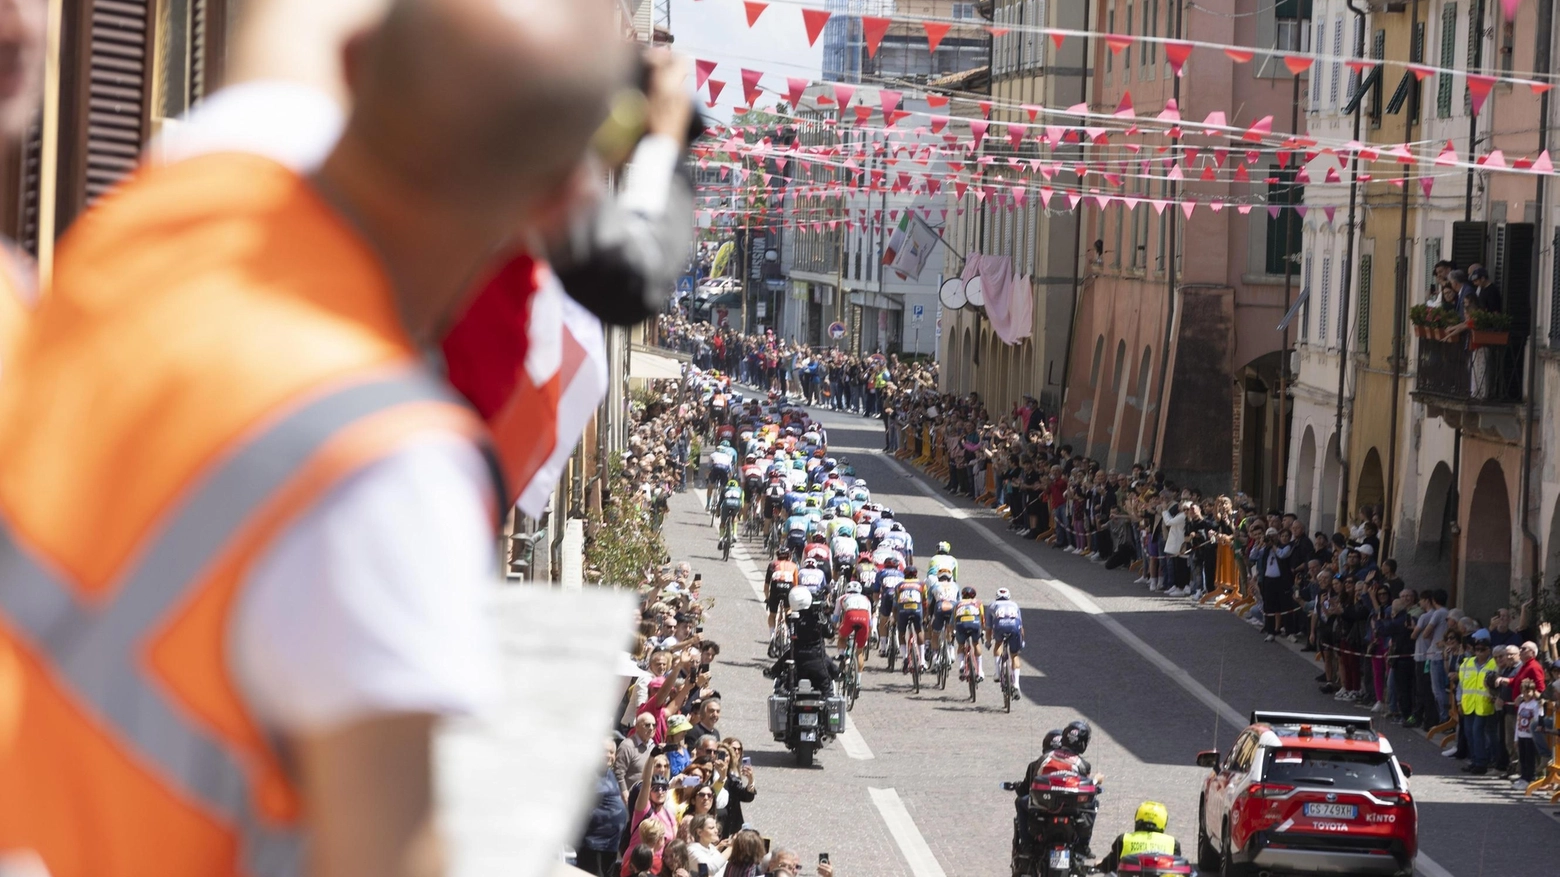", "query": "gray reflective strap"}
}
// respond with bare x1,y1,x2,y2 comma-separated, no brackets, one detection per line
0,369,463,876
